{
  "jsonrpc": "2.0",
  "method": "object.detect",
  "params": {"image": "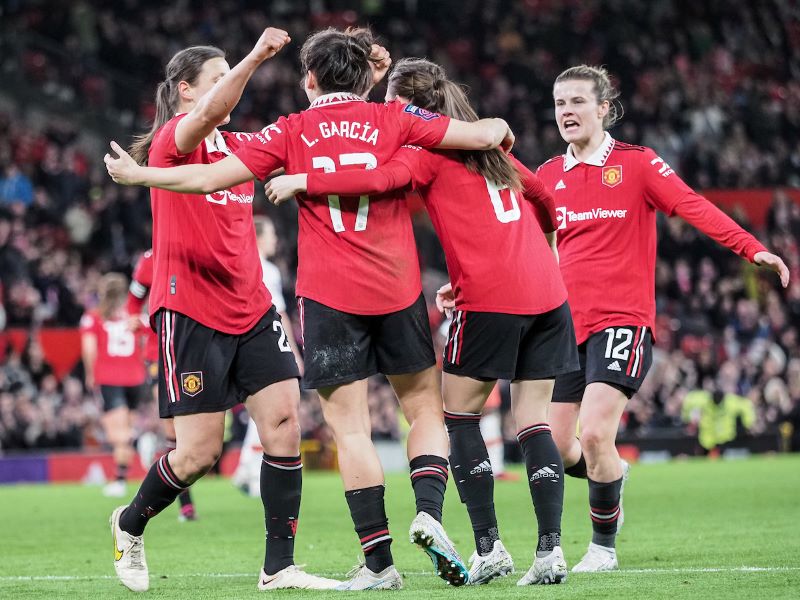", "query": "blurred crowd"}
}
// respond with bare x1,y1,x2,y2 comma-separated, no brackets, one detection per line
1,0,799,453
